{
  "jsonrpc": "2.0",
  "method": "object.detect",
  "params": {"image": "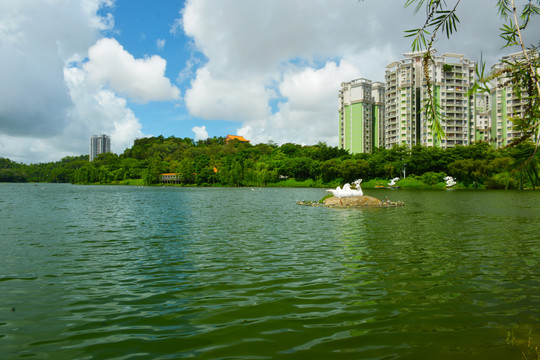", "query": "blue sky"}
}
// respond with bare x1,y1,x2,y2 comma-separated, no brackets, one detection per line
1,0,538,163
